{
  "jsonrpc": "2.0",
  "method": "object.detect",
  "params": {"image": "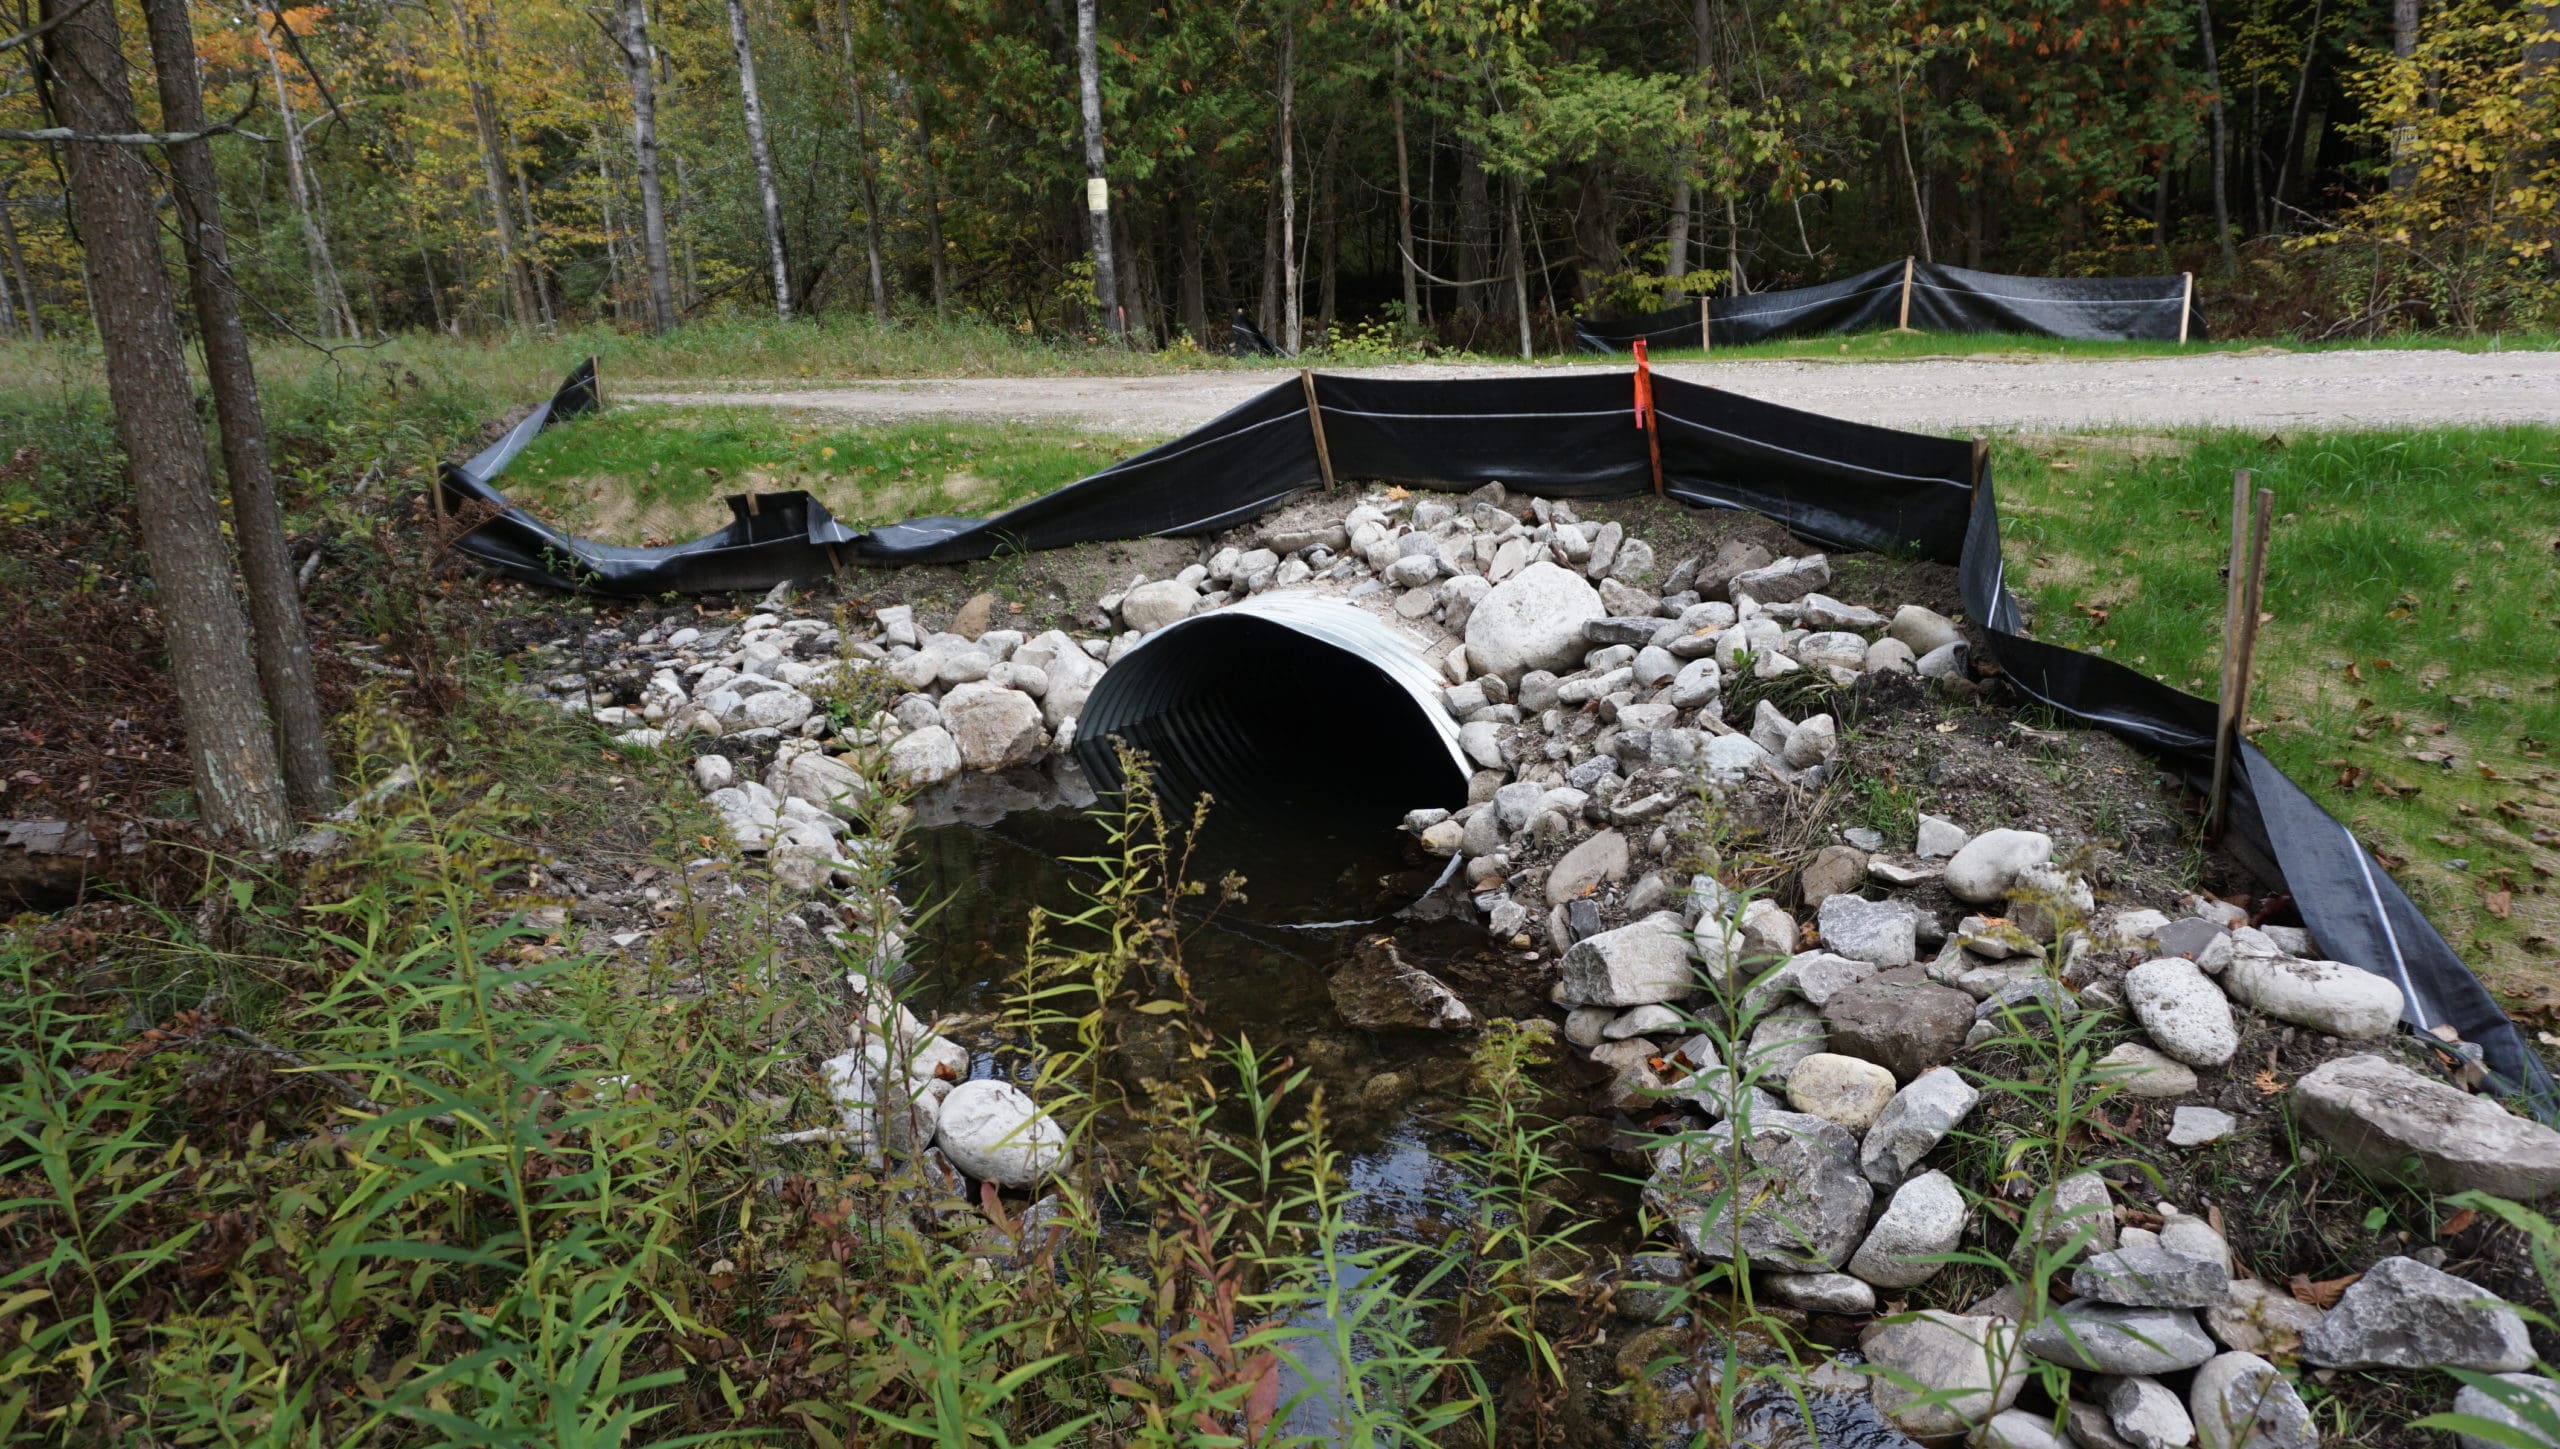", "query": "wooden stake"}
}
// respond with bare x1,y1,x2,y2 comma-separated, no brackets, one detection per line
2177,272,2195,344
1299,368,1336,493
1968,435,1990,518
1895,256,1917,332
2209,469,2270,835
1699,295,1711,354
745,489,761,516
